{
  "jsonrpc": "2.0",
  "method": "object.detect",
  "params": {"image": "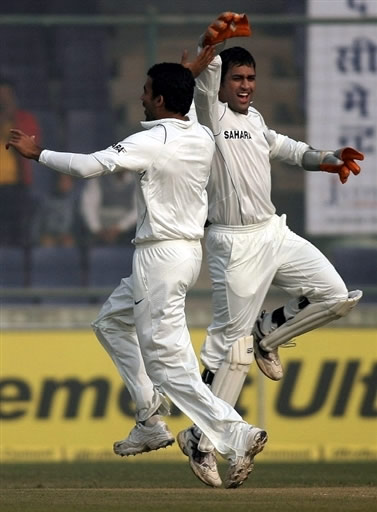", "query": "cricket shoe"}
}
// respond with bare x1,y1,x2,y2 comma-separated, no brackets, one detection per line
253,311,283,381
177,427,222,488
224,427,268,489
113,415,174,456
